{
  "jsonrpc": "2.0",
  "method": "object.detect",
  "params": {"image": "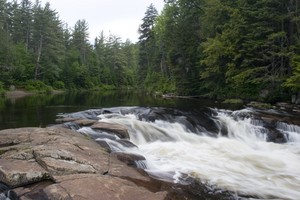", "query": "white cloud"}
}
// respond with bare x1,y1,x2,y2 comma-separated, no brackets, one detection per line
41,0,165,43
